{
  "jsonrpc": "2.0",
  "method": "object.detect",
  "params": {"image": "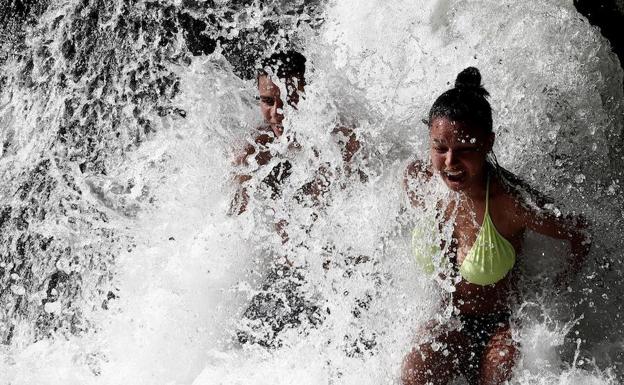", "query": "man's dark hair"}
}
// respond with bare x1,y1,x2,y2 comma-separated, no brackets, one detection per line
258,50,306,79
428,67,492,134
